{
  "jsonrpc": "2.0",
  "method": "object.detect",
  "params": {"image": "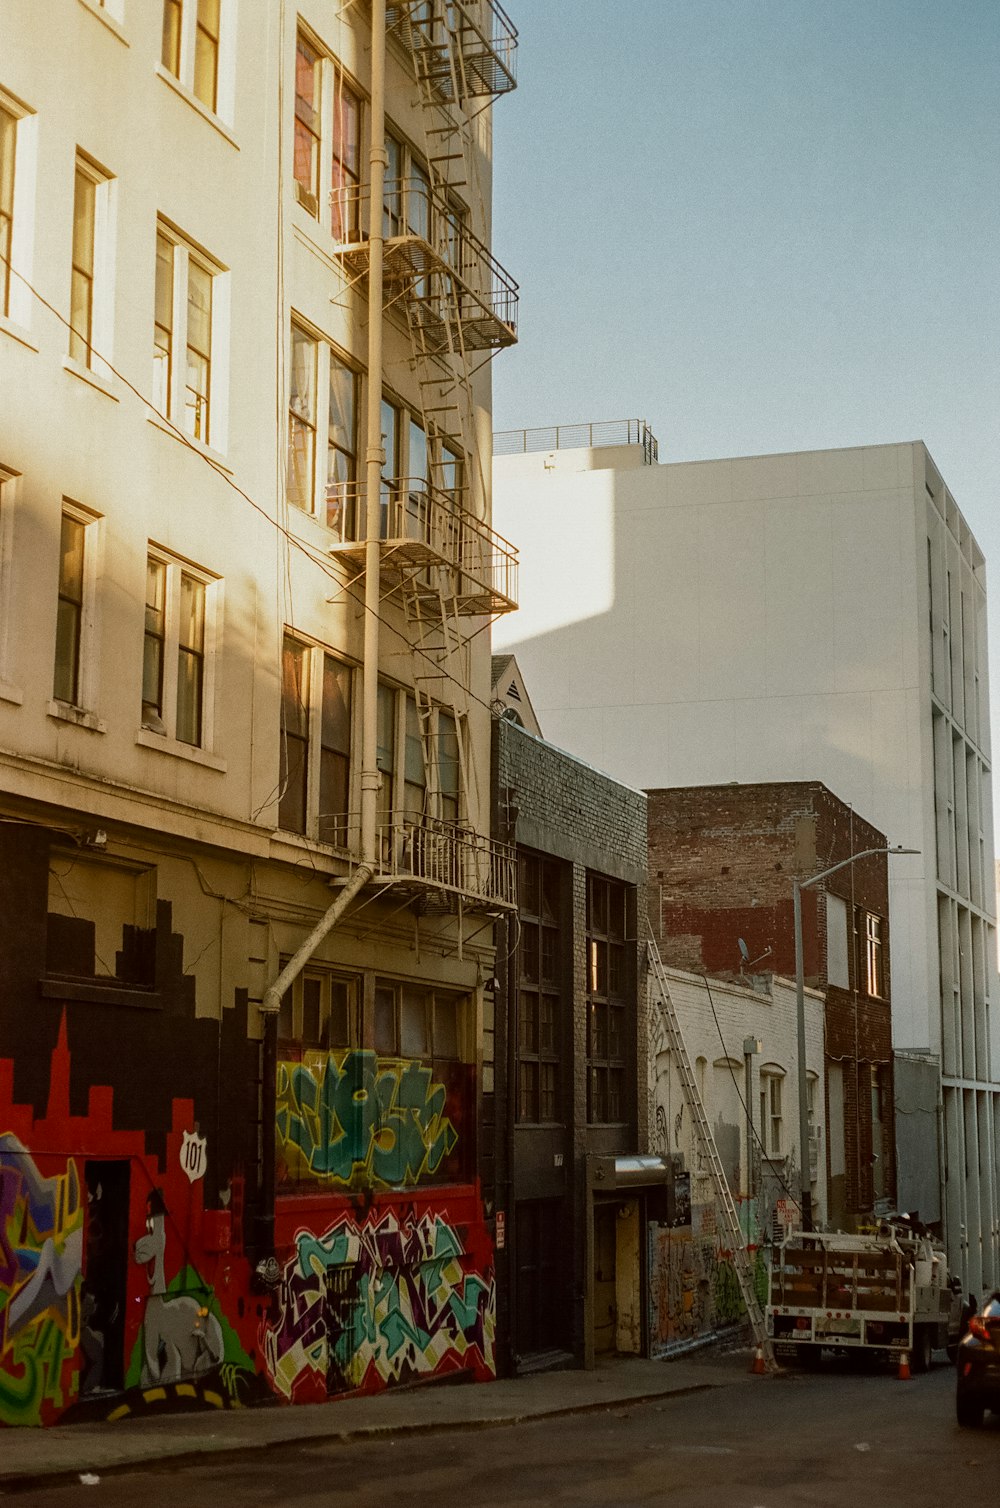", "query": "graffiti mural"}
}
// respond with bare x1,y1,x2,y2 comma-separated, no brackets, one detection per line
133,1191,224,1385
0,1136,83,1425
264,1204,495,1402
276,1051,466,1190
